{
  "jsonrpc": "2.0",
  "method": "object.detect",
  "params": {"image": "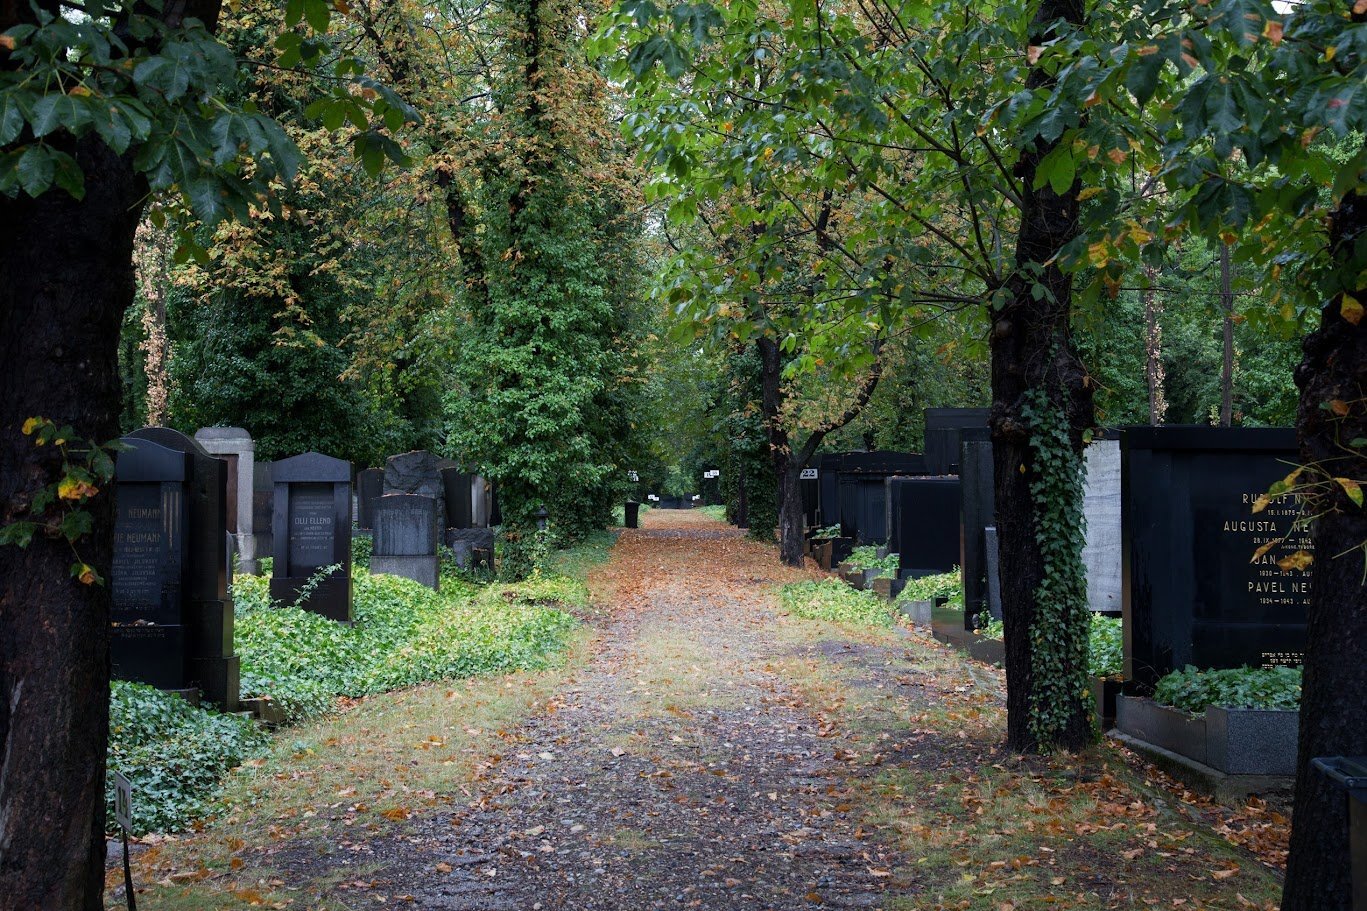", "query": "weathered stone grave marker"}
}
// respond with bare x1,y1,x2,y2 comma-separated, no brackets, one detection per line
194,426,258,573
371,494,441,589
355,467,383,531
270,452,354,622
